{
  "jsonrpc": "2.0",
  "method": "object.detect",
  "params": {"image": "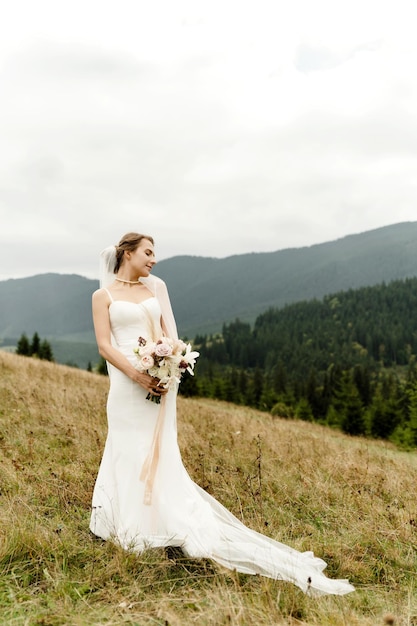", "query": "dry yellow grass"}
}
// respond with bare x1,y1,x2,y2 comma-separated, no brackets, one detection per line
0,350,416,625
